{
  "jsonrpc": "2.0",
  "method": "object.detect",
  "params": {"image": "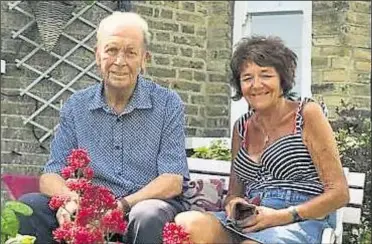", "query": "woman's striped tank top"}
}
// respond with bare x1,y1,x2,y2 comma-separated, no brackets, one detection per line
234,98,325,196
